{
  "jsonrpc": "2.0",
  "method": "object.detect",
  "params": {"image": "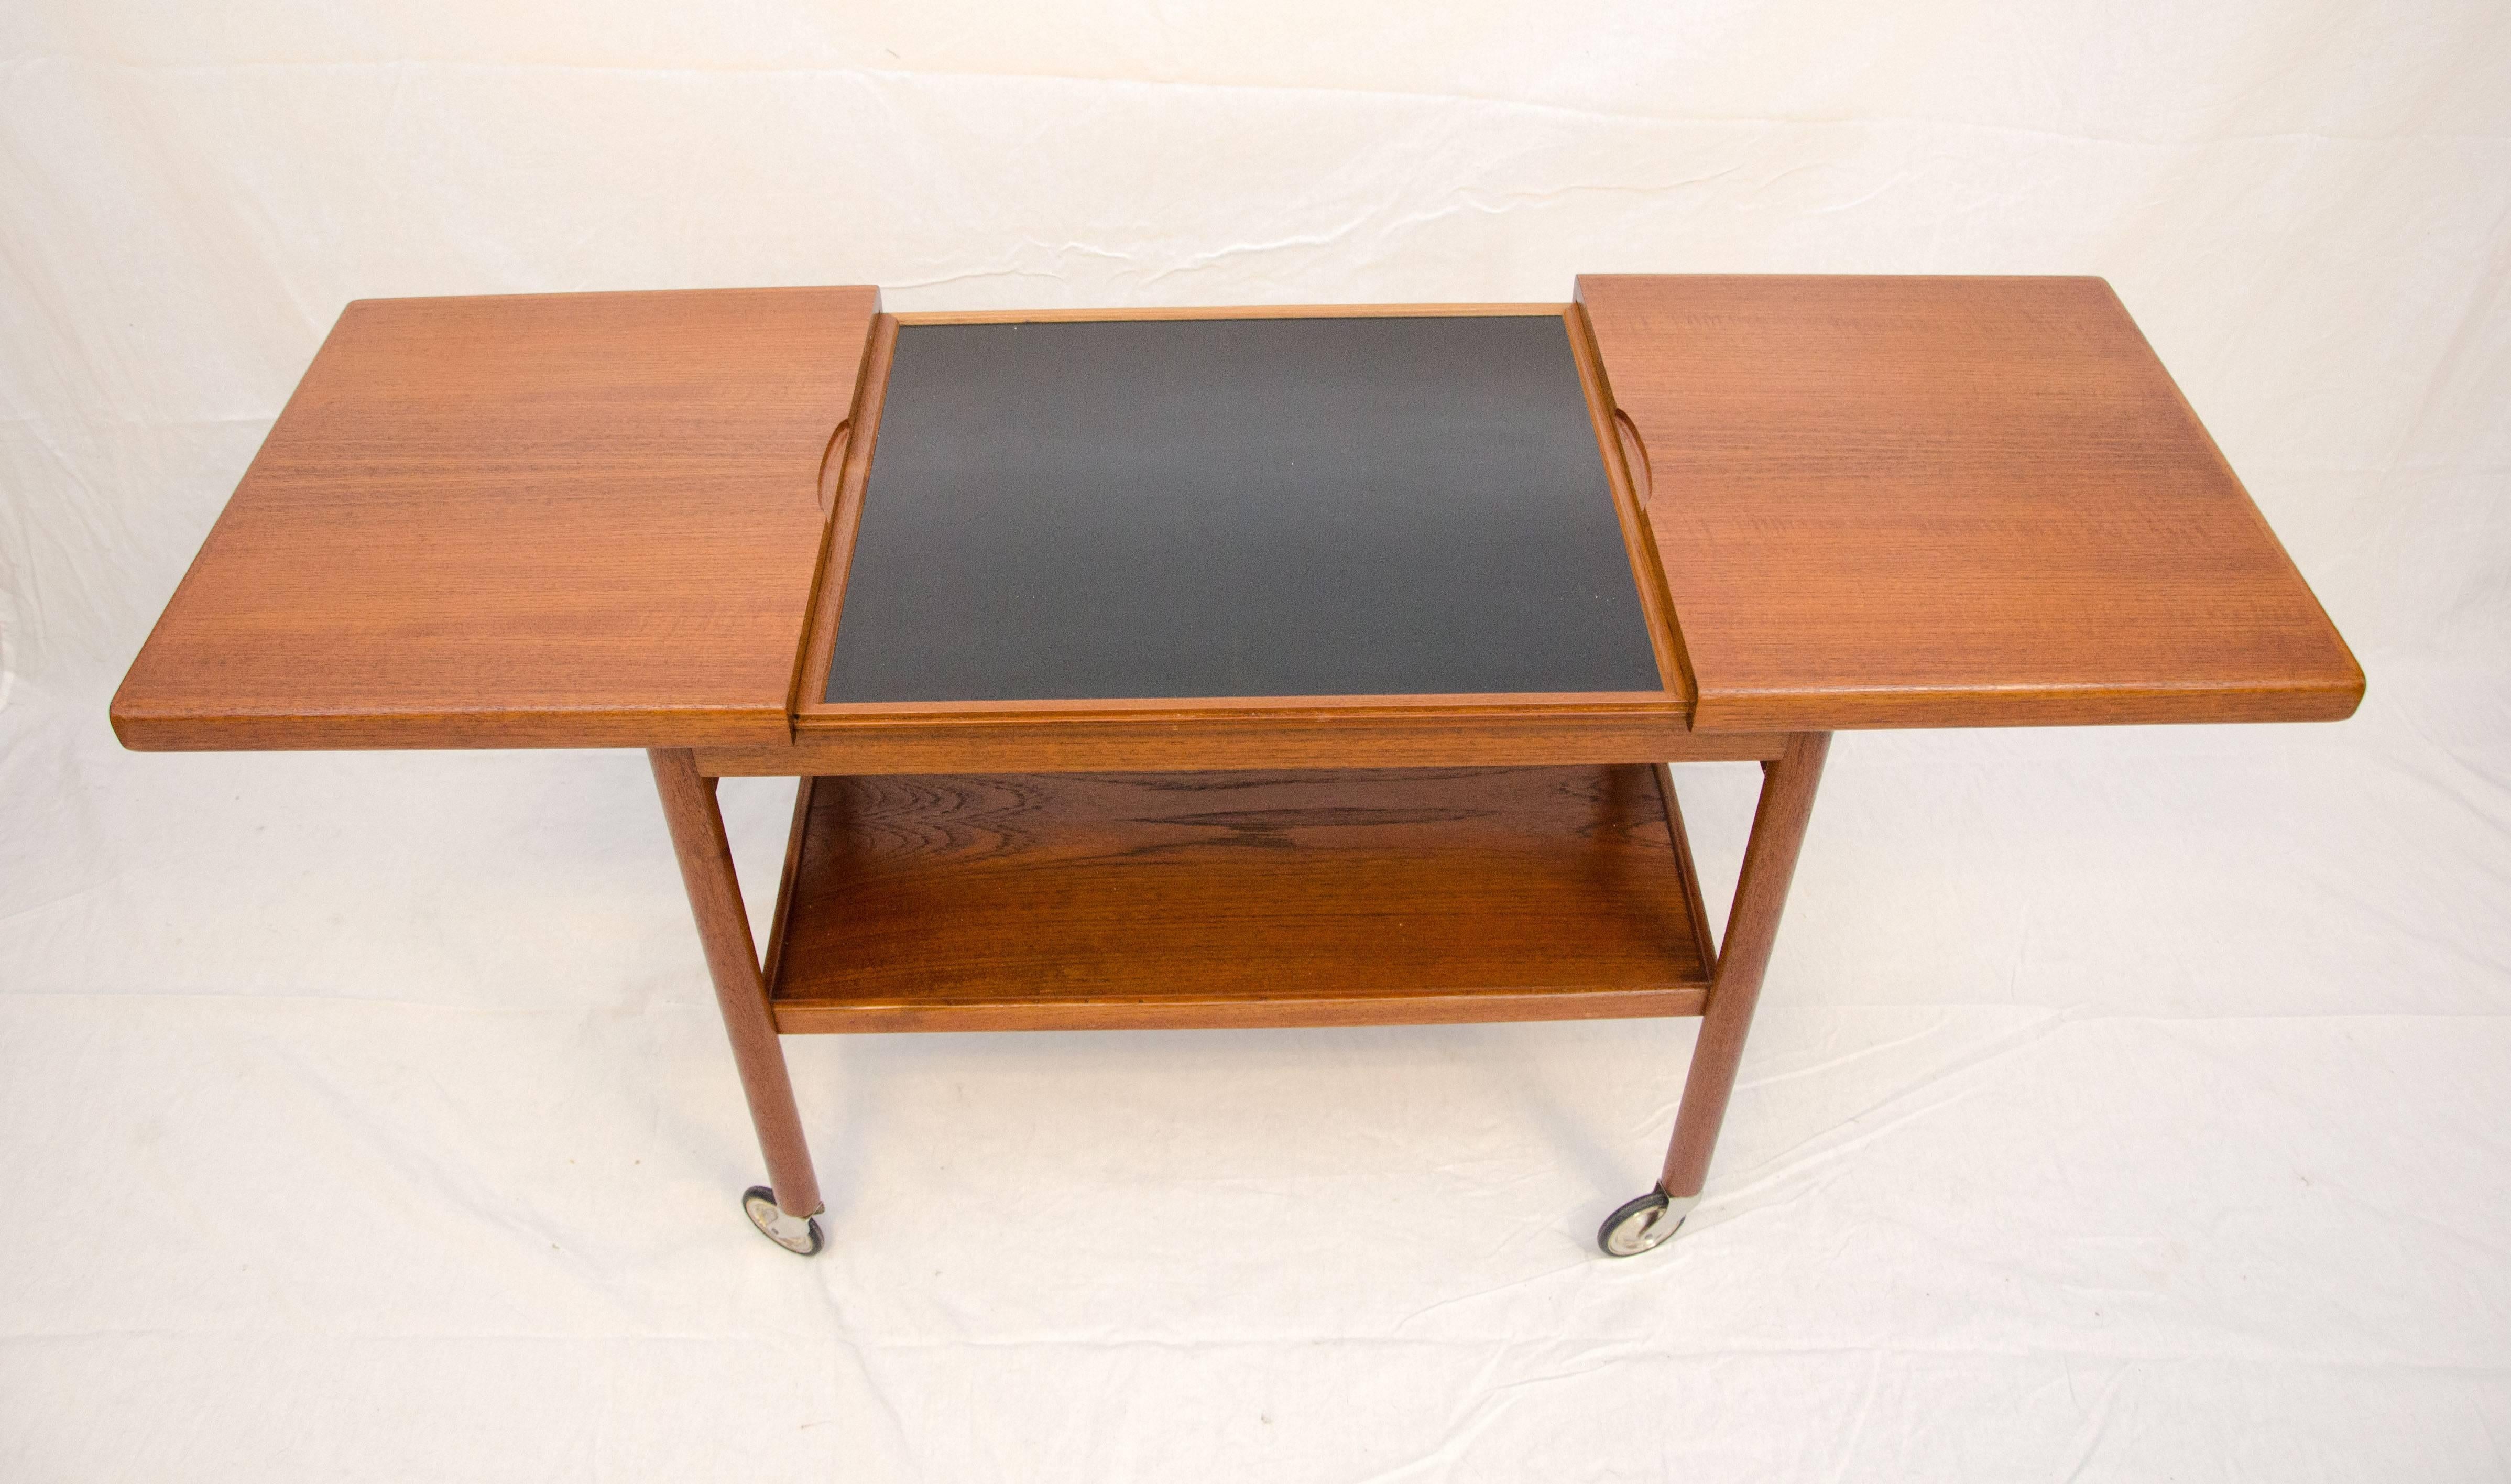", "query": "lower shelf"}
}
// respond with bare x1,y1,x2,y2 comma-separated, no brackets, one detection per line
764,766,1713,1033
